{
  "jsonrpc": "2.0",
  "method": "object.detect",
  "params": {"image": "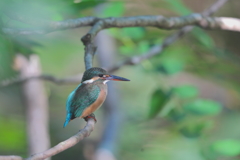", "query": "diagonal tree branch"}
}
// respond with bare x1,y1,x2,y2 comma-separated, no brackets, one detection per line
0,119,95,160
0,156,23,160
26,119,95,160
